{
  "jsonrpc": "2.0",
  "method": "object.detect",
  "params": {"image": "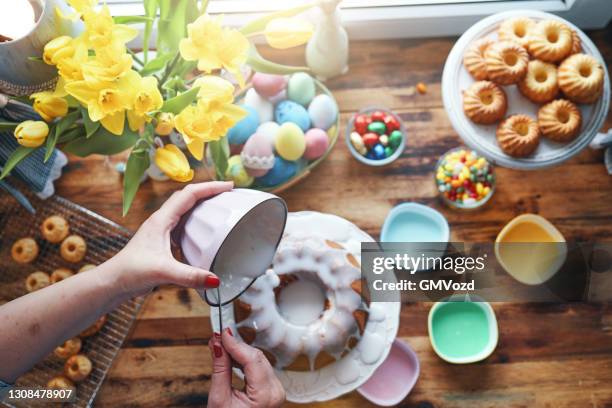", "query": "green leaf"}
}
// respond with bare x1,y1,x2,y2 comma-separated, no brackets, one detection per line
140,52,173,76
113,15,153,24
122,147,151,216
208,138,229,180
157,0,198,55
161,86,200,114
0,122,18,131
143,0,159,62
80,107,100,139
45,110,79,162
246,45,310,75
63,125,139,157
240,3,314,35
27,56,44,62
0,146,36,180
